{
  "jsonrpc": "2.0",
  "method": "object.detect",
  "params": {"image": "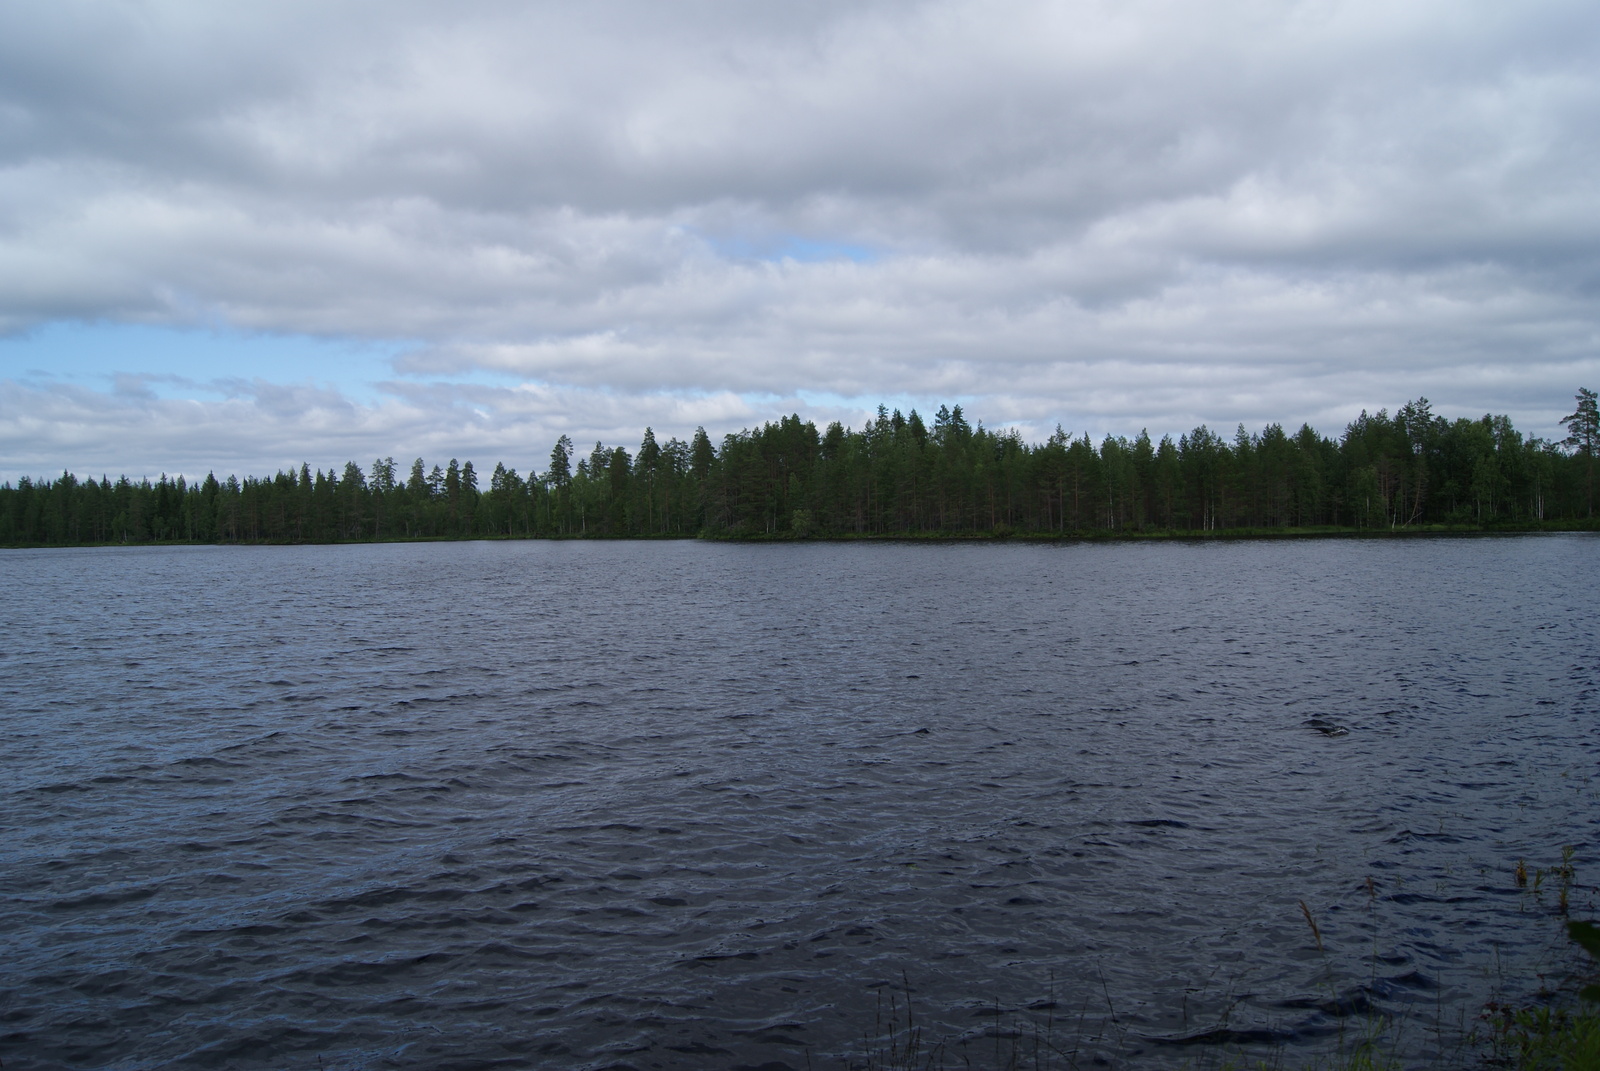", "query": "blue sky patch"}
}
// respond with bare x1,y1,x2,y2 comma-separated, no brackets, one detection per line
0,322,410,403
704,233,878,265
